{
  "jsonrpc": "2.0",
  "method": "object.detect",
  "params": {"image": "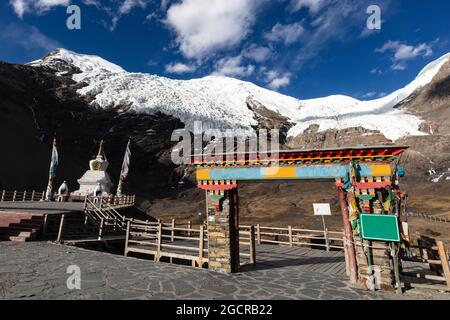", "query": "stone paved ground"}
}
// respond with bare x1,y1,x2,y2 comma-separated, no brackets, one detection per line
0,242,448,300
